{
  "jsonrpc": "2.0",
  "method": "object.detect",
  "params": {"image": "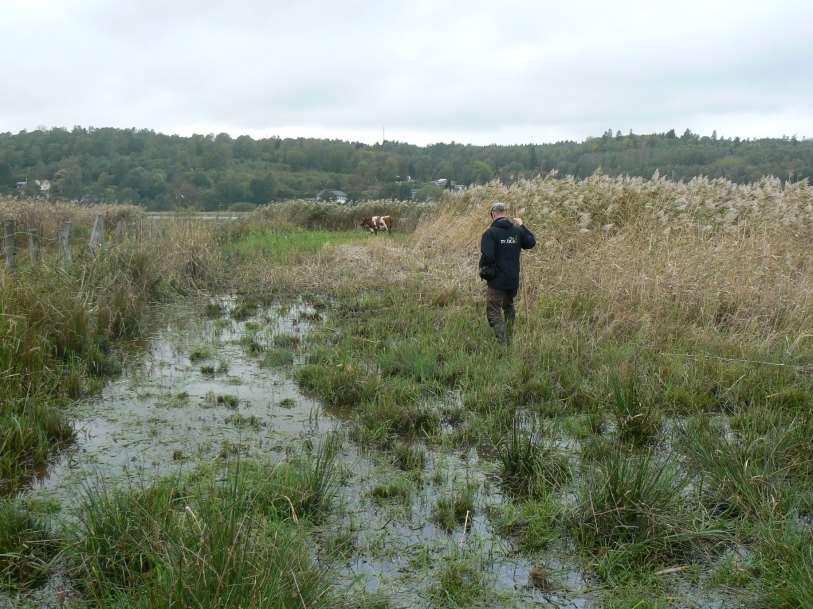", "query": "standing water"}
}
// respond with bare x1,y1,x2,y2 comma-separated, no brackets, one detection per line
14,297,598,609
33,297,328,502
